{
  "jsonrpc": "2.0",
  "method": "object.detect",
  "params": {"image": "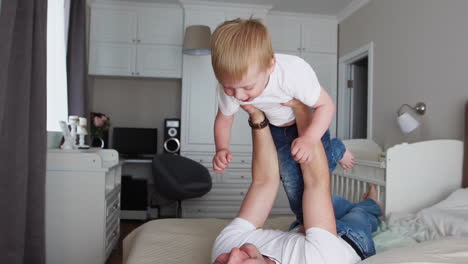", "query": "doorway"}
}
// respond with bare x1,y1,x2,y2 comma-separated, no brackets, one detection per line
338,42,374,140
